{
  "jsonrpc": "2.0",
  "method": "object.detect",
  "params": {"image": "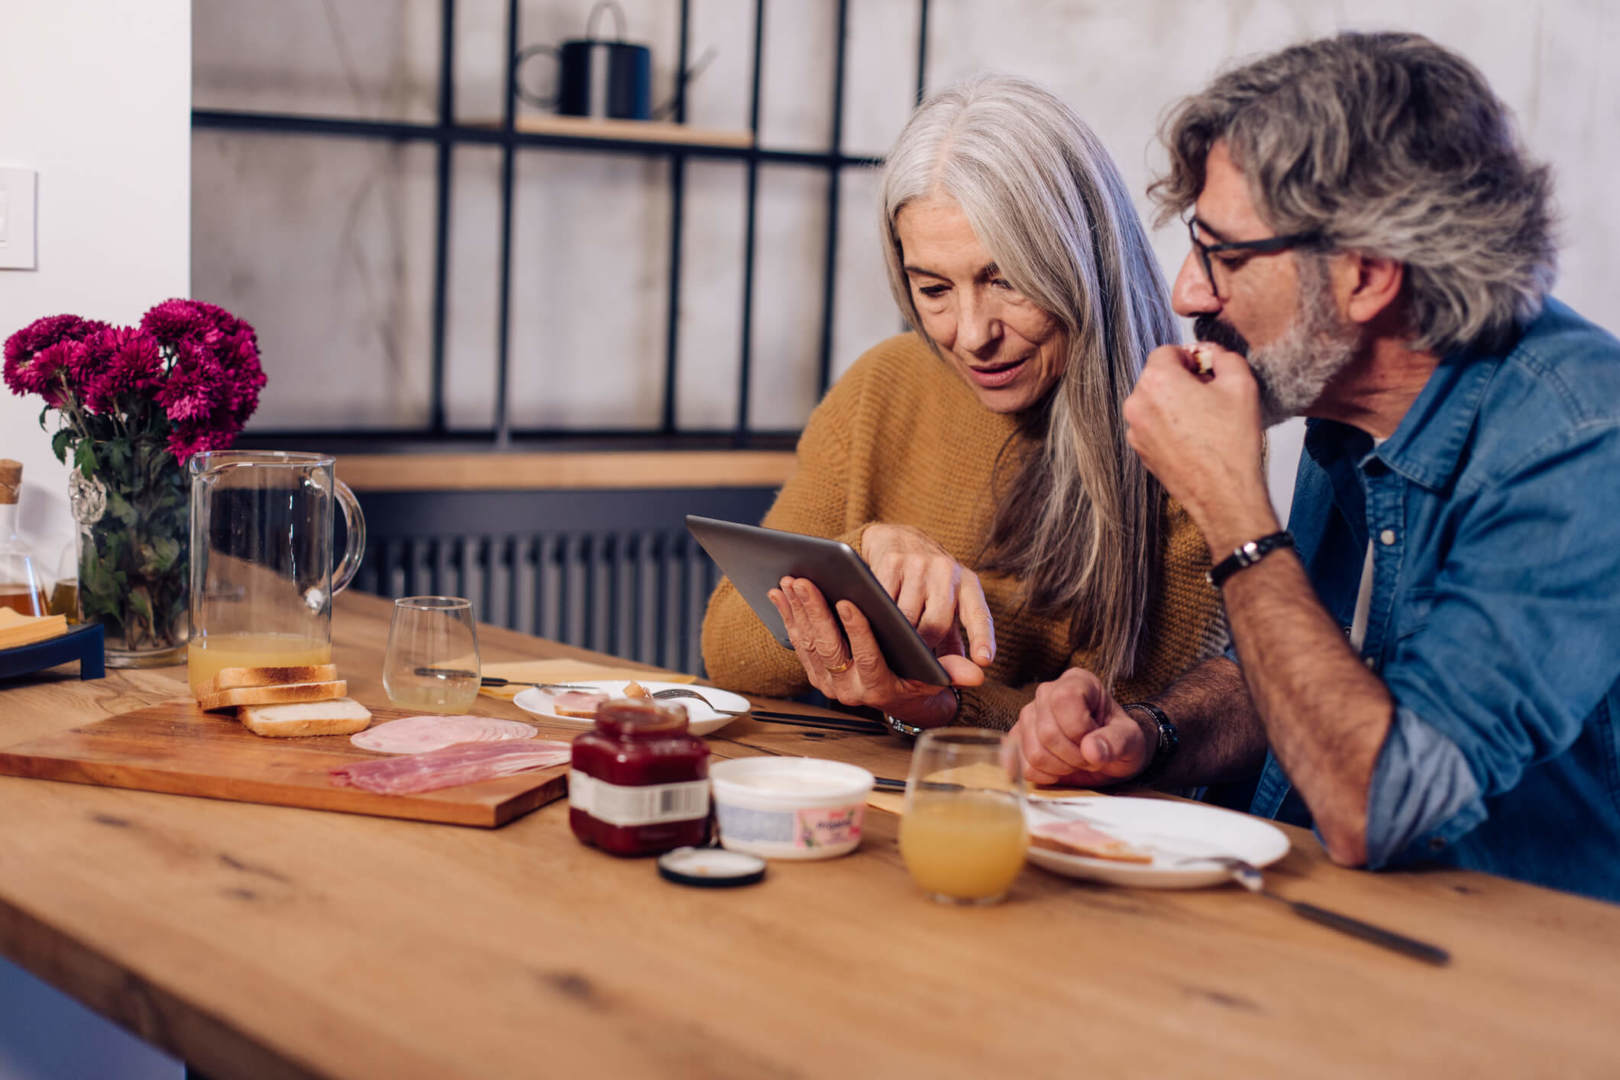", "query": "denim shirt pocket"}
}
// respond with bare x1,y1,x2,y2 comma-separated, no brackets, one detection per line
1389,587,1435,647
